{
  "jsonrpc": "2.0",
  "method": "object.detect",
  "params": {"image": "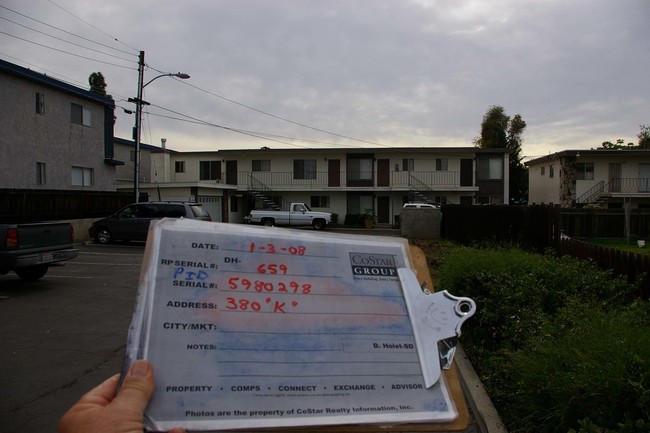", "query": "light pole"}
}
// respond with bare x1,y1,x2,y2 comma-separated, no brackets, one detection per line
130,51,190,202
